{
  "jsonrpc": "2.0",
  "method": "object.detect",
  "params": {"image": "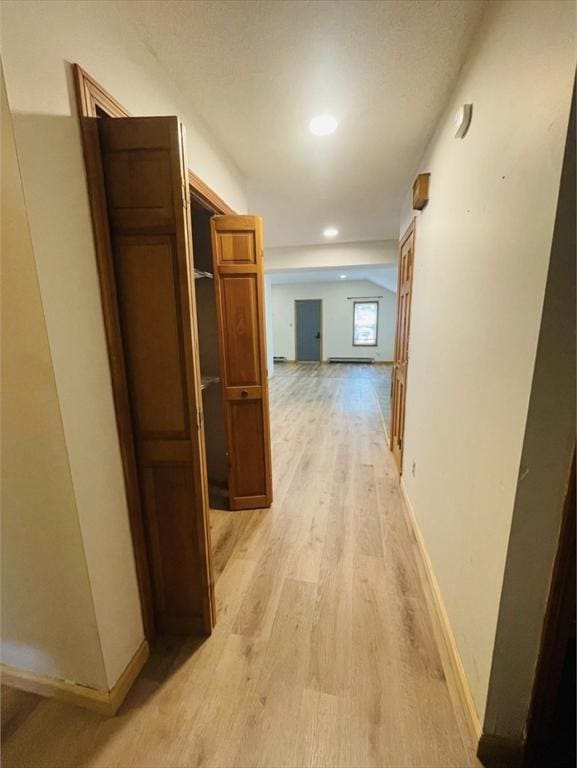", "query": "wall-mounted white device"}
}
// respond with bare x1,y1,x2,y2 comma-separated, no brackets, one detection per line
454,104,473,138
